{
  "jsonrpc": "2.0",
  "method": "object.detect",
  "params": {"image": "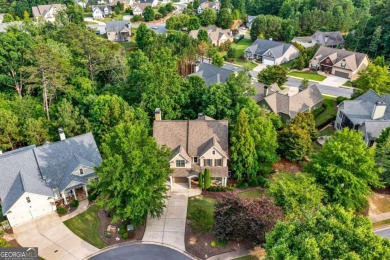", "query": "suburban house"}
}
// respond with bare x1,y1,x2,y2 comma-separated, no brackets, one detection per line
137,0,158,7
153,109,229,188
0,131,102,227
189,25,233,46
244,39,300,65
92,5,113,19
197,0,221,14
309,46,369,79
75,0,87,8
188,62,242,86
106,20,131,42
246,15,257,29
335,90,390,145
31,4,65,22
132,3,148,16
109,0,134,8
258,85,323,122
252,82,281,103
311,31,344,48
